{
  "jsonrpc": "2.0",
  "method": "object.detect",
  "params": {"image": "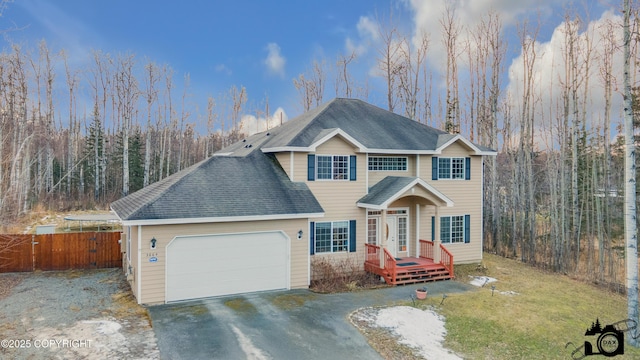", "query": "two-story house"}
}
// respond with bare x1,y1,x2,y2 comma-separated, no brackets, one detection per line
111,98,496,304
